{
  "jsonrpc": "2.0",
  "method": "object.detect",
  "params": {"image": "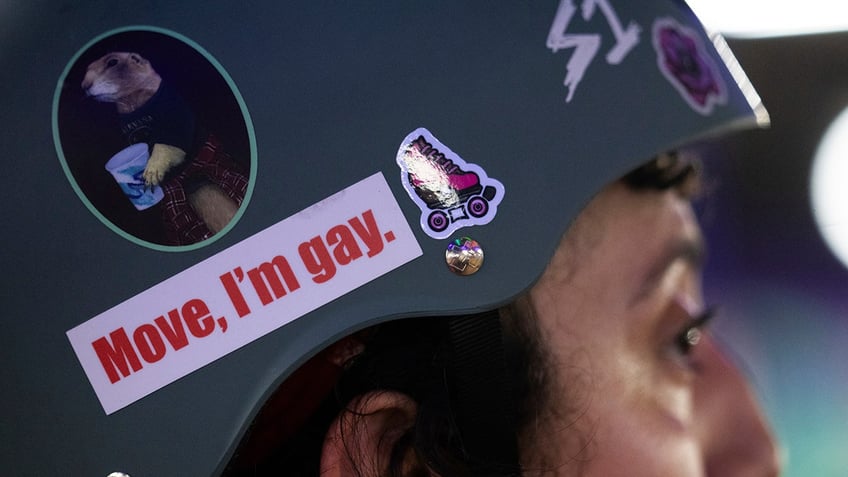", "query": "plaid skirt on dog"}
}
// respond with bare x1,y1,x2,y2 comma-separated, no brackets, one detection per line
160,135,248,245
